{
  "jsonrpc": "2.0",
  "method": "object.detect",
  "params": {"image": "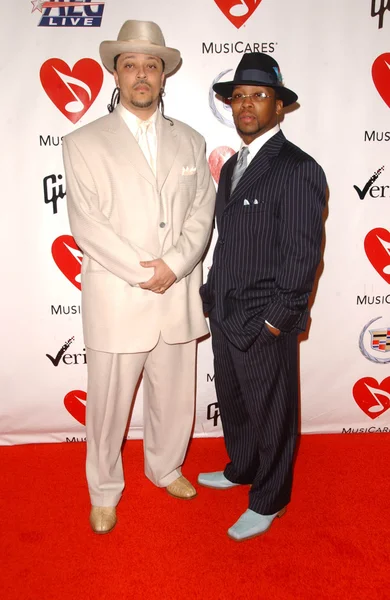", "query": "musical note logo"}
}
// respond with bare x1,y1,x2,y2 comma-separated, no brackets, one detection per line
52,67,92,113
376,235,390,275
64,390,87,426
365,383,390,413
52,235,83,290
364,227,390,285
40,58,103,123
63,242,83,284
353,376,390,419
214,0,263,29
372,52,390,108
230,0,250,17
